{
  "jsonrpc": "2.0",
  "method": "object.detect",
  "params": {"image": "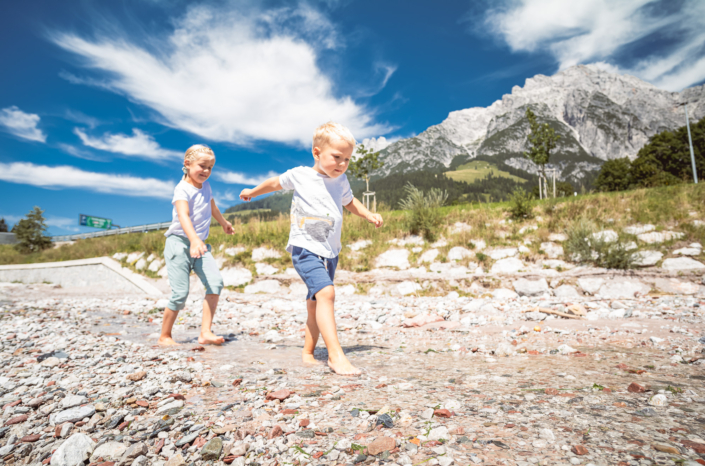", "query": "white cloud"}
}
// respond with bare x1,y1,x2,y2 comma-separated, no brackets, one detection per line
74,128,181,160
356,136,402,156
0,162,175,199
52,4,392,147
0,106,47,142
46,216,80,232
215,170,278,186
482,0,705,91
